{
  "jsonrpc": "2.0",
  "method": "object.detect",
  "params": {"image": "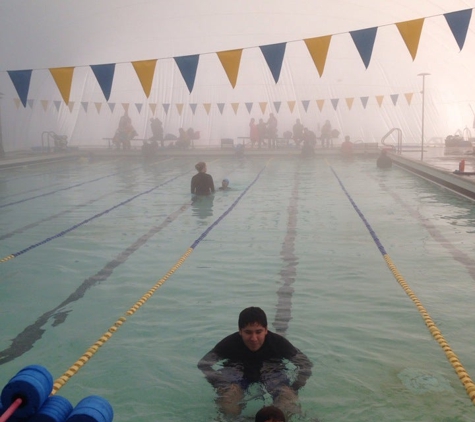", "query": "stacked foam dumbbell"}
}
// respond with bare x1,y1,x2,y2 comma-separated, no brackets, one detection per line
0,365,113,422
